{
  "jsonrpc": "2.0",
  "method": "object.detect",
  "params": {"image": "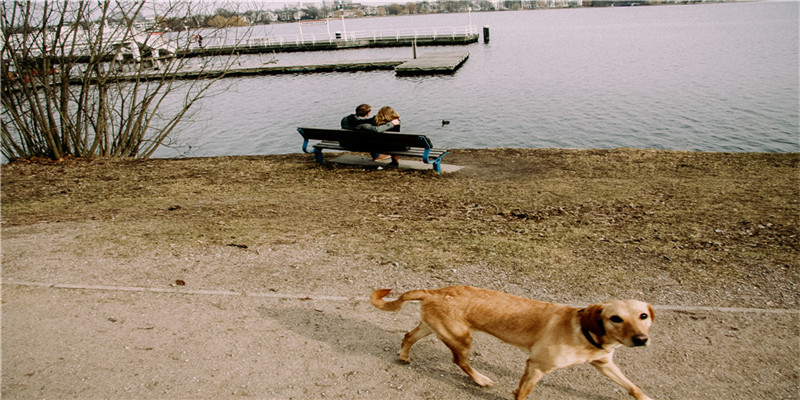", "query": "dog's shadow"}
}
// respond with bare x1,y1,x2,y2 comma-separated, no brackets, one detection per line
259,302,619,400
